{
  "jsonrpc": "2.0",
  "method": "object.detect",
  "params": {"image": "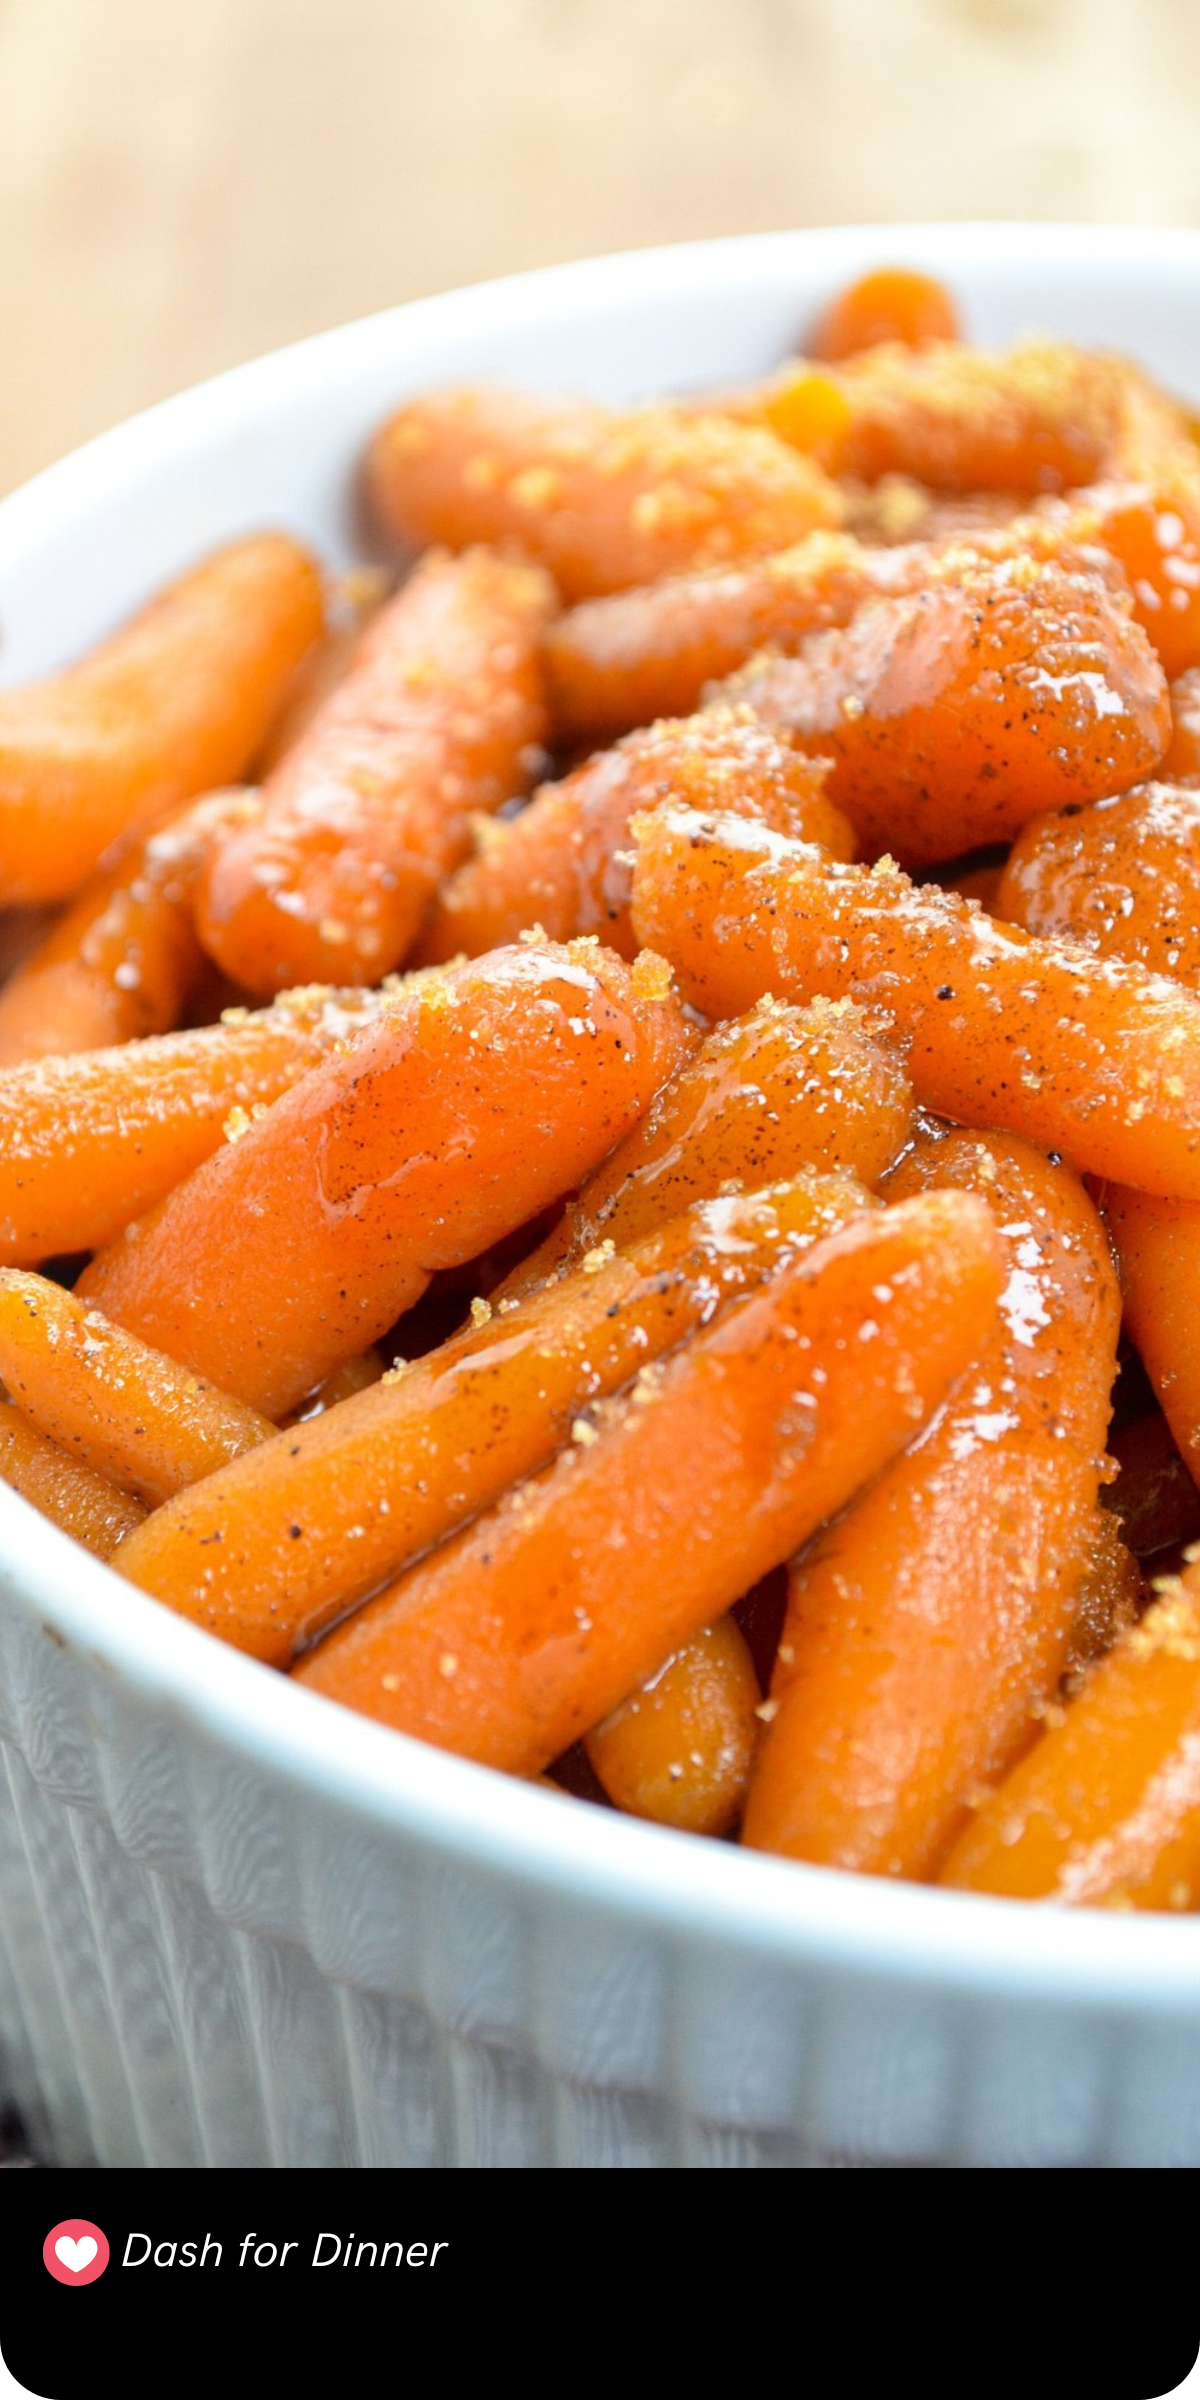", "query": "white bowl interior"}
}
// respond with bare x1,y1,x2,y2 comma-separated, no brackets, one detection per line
3,221,1200,2012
